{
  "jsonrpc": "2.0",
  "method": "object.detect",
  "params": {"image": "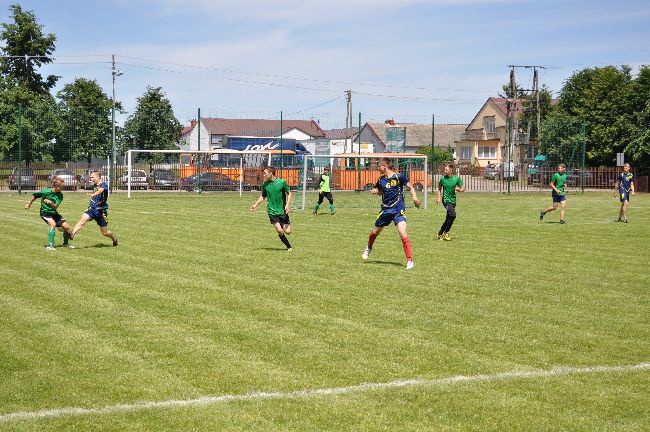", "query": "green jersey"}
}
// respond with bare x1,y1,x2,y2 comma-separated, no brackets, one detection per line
319,174,331,193
33,188,63,216
262,178,291,216
551,172,567,194
438,175,463,204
